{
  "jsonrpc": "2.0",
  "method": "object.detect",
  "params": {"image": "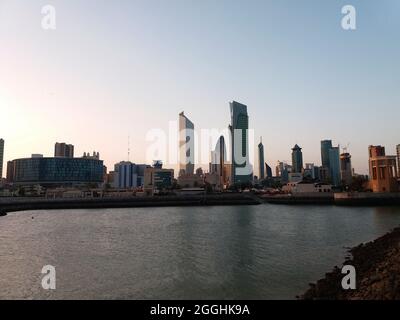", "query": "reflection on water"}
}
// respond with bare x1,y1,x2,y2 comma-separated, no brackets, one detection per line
0,204,399,299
